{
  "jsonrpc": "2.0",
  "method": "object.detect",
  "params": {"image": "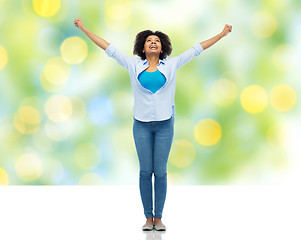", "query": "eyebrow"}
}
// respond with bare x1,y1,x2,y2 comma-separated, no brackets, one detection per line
147,37,160,40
